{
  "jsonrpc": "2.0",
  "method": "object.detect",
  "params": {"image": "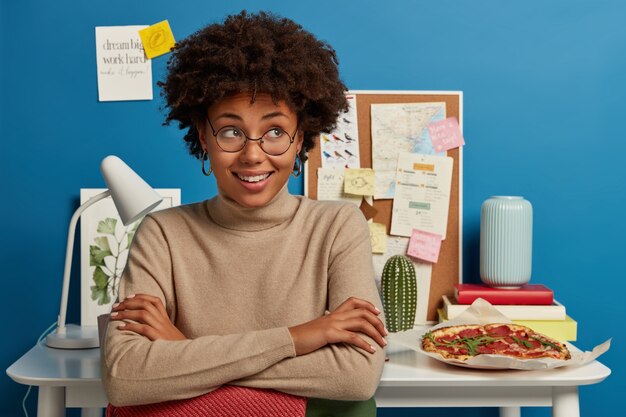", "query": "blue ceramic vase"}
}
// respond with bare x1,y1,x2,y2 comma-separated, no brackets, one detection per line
480,196,533,288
